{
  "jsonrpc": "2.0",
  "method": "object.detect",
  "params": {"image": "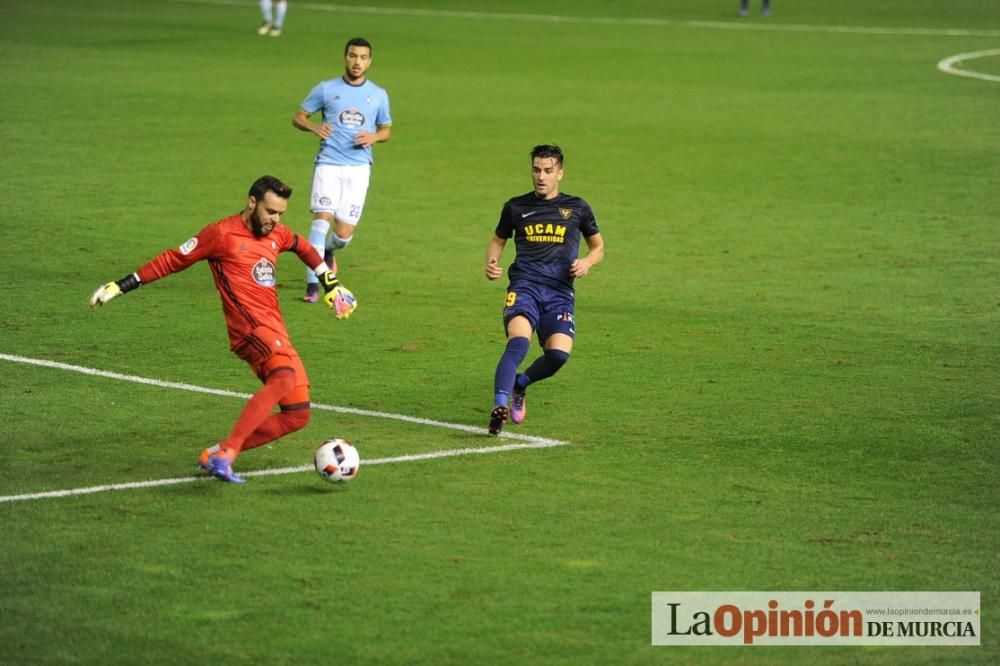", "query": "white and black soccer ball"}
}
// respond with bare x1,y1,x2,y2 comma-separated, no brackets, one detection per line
315,438,360,483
